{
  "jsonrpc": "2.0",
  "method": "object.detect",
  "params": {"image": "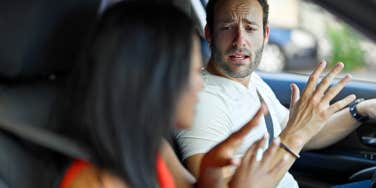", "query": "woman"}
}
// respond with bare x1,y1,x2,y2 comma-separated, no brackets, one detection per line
59,1,353,188
57,1,289,187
